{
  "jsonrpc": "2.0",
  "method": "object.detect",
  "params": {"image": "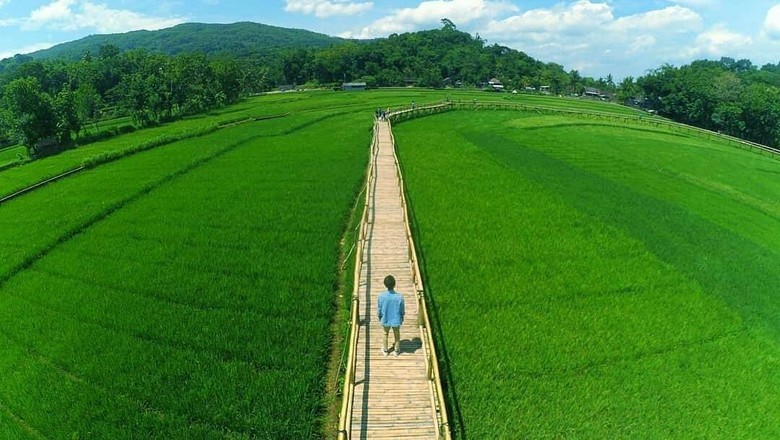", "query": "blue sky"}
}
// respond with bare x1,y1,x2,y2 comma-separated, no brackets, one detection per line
2,0,780,79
